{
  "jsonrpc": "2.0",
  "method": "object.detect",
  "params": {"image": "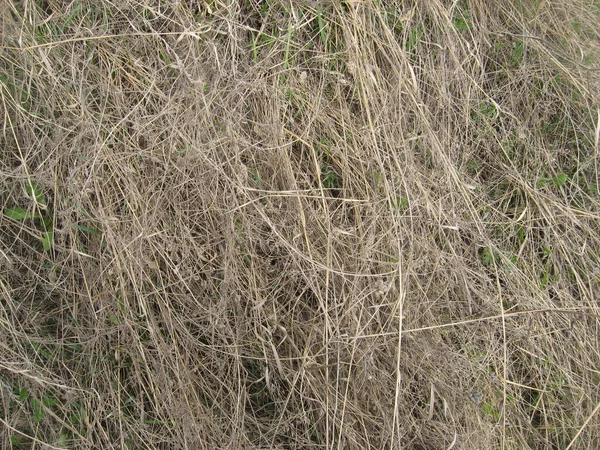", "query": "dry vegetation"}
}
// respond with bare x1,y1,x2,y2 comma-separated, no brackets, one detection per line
1,0,600,448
